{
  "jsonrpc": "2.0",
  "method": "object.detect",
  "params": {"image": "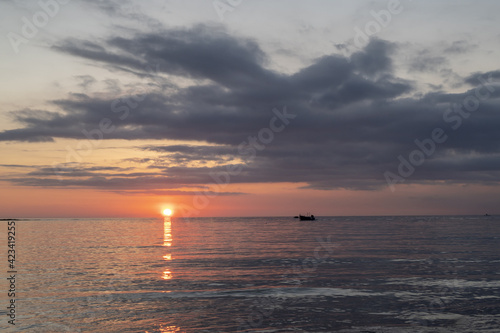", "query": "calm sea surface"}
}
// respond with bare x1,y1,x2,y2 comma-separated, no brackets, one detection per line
1,216,500,332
